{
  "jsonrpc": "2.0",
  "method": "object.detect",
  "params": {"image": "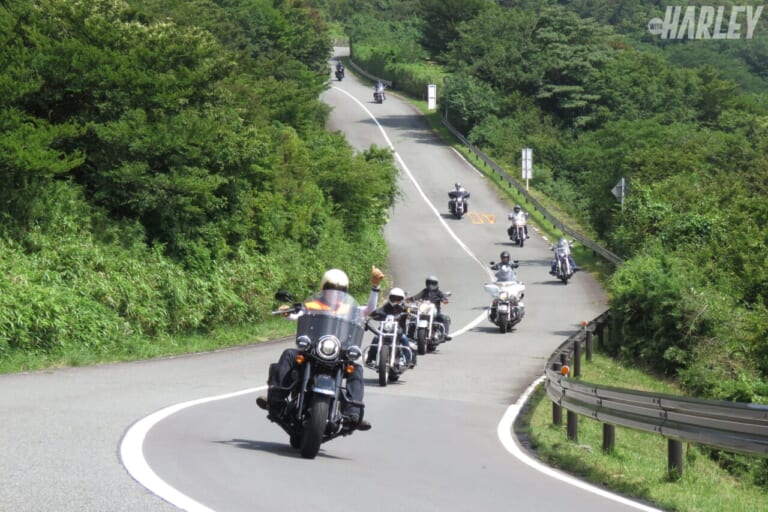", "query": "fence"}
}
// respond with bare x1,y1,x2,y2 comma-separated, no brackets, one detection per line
546,313,768,478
